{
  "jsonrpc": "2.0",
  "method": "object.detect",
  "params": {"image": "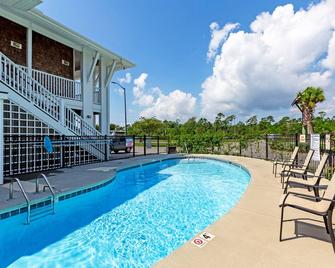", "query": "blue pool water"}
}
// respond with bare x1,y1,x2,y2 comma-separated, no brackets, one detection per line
0,158,250,267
